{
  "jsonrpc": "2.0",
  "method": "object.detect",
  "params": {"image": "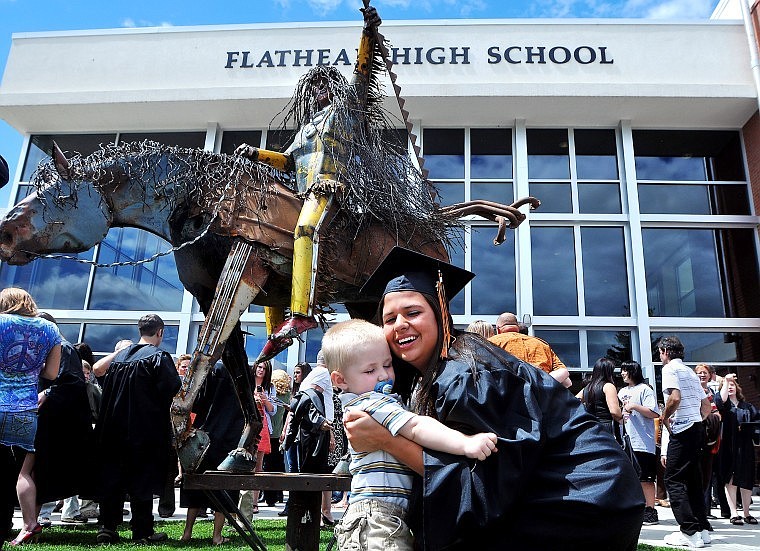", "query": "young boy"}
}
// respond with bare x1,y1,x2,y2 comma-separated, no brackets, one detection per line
322,319,498,551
